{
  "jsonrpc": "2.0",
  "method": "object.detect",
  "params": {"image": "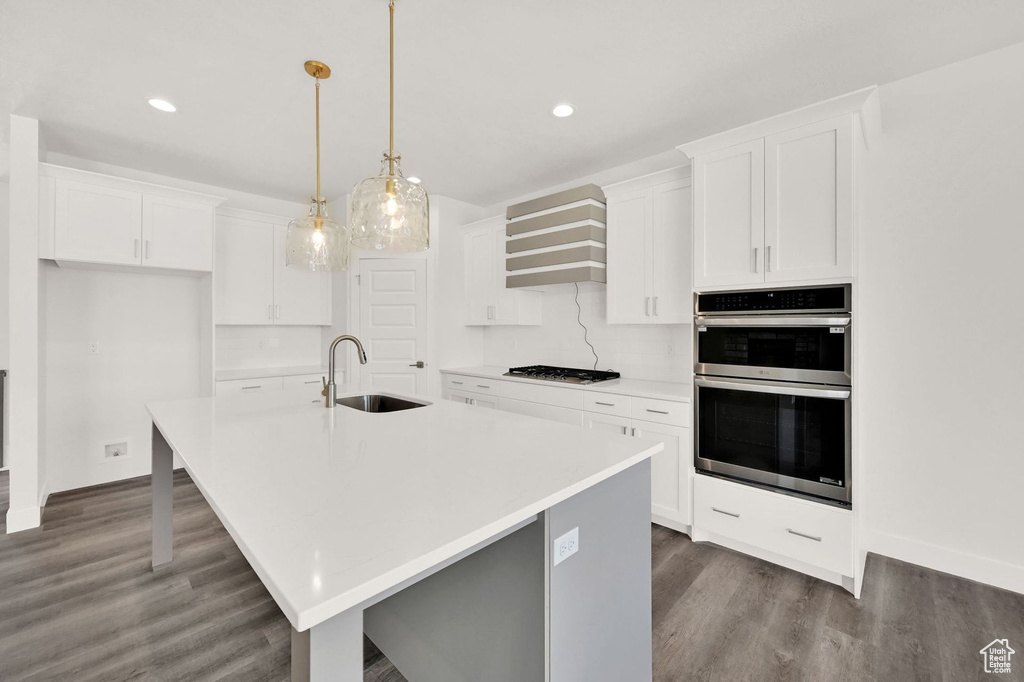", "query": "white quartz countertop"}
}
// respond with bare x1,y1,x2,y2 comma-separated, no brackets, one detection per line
215,365,332,382
441,365,692,402
146,384,661,632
